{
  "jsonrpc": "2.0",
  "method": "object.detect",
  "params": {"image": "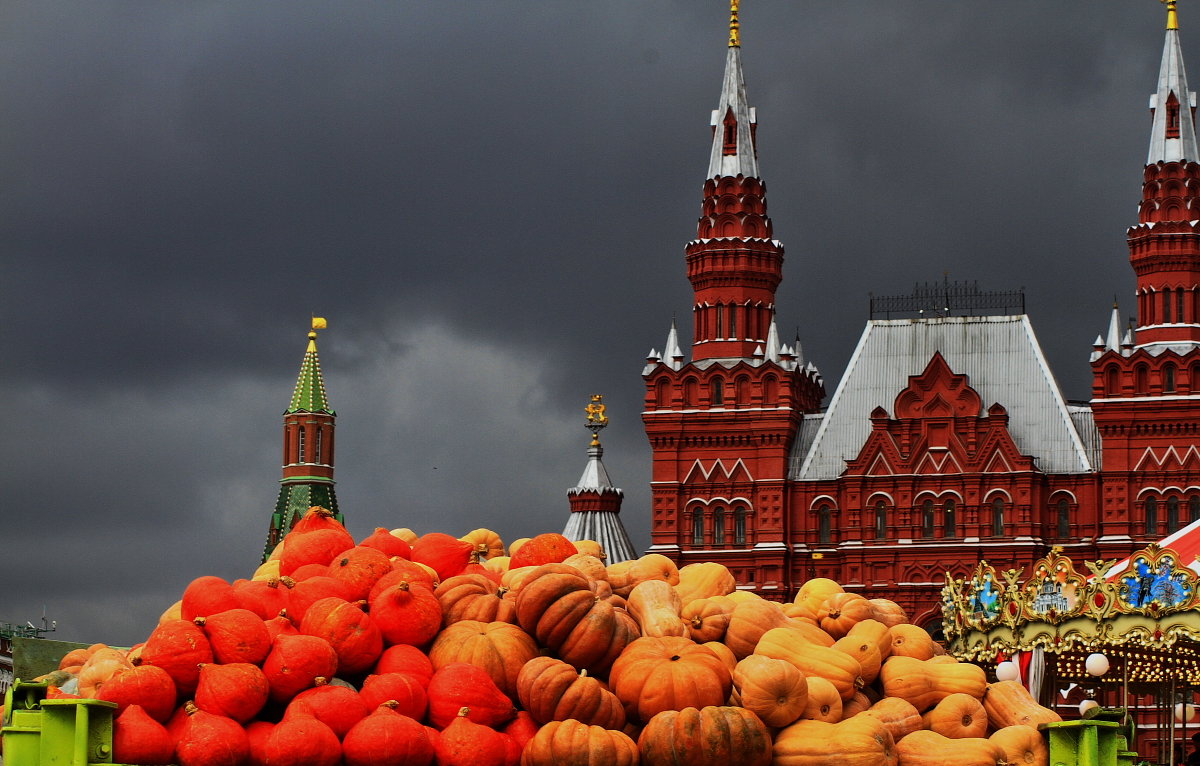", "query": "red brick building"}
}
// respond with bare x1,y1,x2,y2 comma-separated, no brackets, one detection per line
643,4,1200,629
